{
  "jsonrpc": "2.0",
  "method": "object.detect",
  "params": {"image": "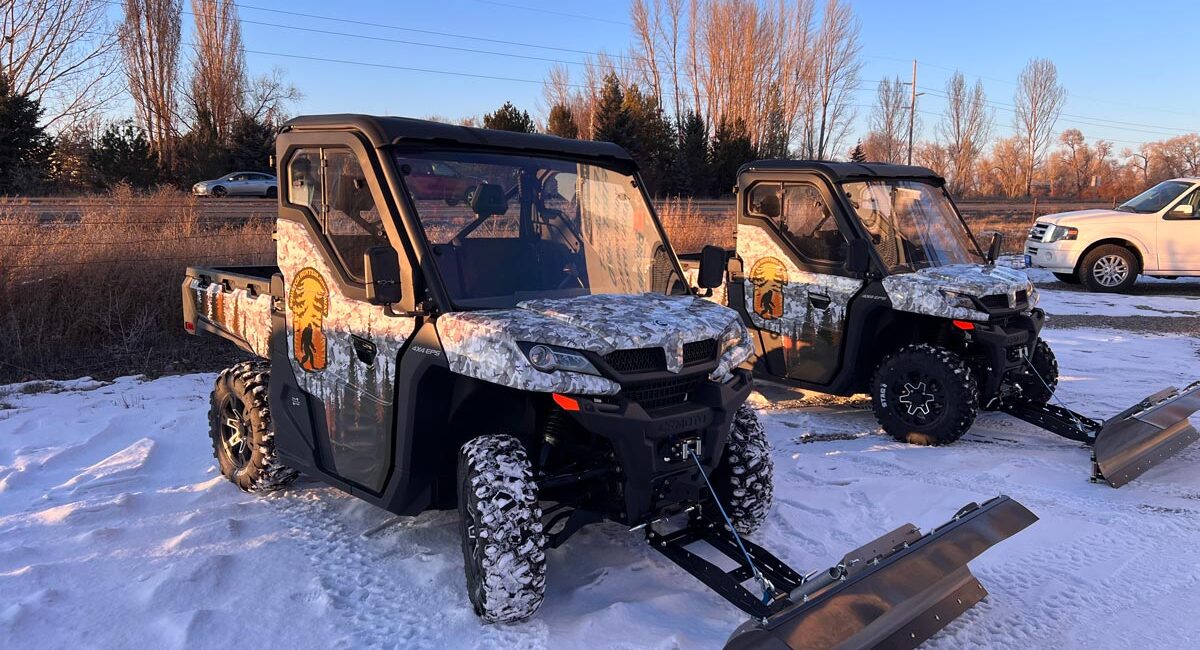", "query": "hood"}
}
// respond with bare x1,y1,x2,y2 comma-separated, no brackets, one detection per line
437,293,750,395
1037,208,1133,226
882,264,1034,321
